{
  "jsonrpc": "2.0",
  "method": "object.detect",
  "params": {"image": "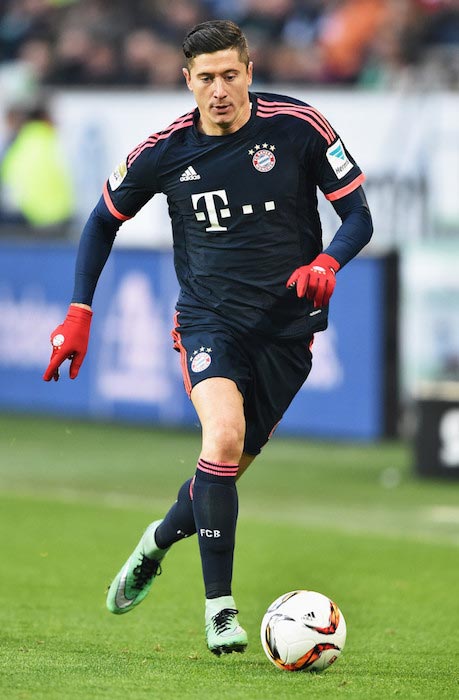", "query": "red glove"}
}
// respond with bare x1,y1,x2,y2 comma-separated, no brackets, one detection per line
286,253,340,307
43,305,93,382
